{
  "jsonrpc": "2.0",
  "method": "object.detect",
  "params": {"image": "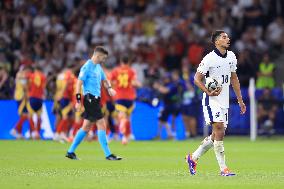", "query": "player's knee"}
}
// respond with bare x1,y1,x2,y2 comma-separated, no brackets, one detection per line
82,121,92,132
118,111,127,119
96,118,106,130
213,122,224,131
213,130,224,140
